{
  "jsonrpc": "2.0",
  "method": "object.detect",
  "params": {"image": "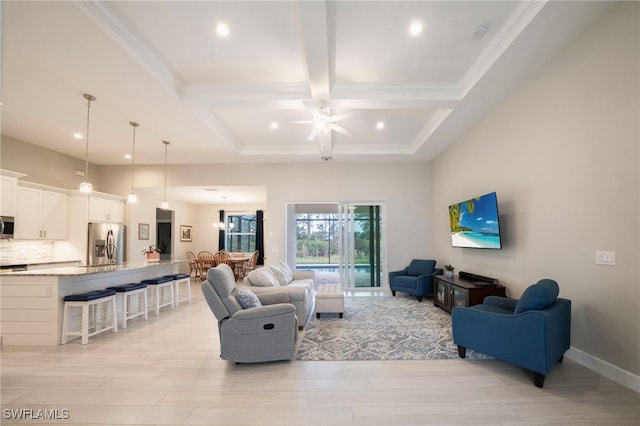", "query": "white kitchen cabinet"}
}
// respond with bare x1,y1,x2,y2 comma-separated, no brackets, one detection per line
1,176,18,216
15,186,68,240
89,196,124,223
0,170,26,216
